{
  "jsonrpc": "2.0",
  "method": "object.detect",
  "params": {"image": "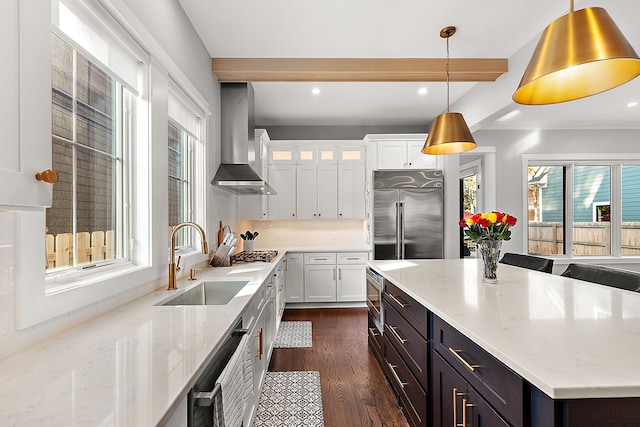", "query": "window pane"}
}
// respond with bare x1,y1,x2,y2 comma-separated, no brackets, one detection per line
47,35,126,273
622,165,640,255
52,34,73,141
528,166,564,255
572,166,611,255
168,122,191,248
76,55,115,154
